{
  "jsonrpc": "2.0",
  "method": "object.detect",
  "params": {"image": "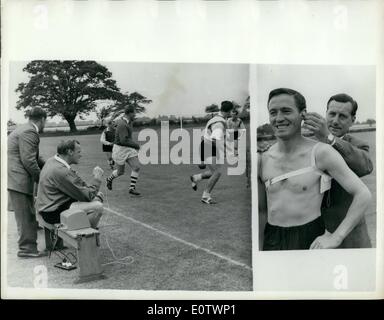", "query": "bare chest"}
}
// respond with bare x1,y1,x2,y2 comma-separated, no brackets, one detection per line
261,152,320,193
